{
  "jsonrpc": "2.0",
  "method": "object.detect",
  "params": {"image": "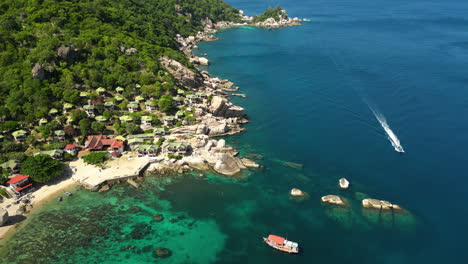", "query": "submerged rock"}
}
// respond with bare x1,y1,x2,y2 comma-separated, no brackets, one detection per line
362,199,402,210
321,195,346,206
339,178,350,189
154,247,172,258
153,214,164,222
